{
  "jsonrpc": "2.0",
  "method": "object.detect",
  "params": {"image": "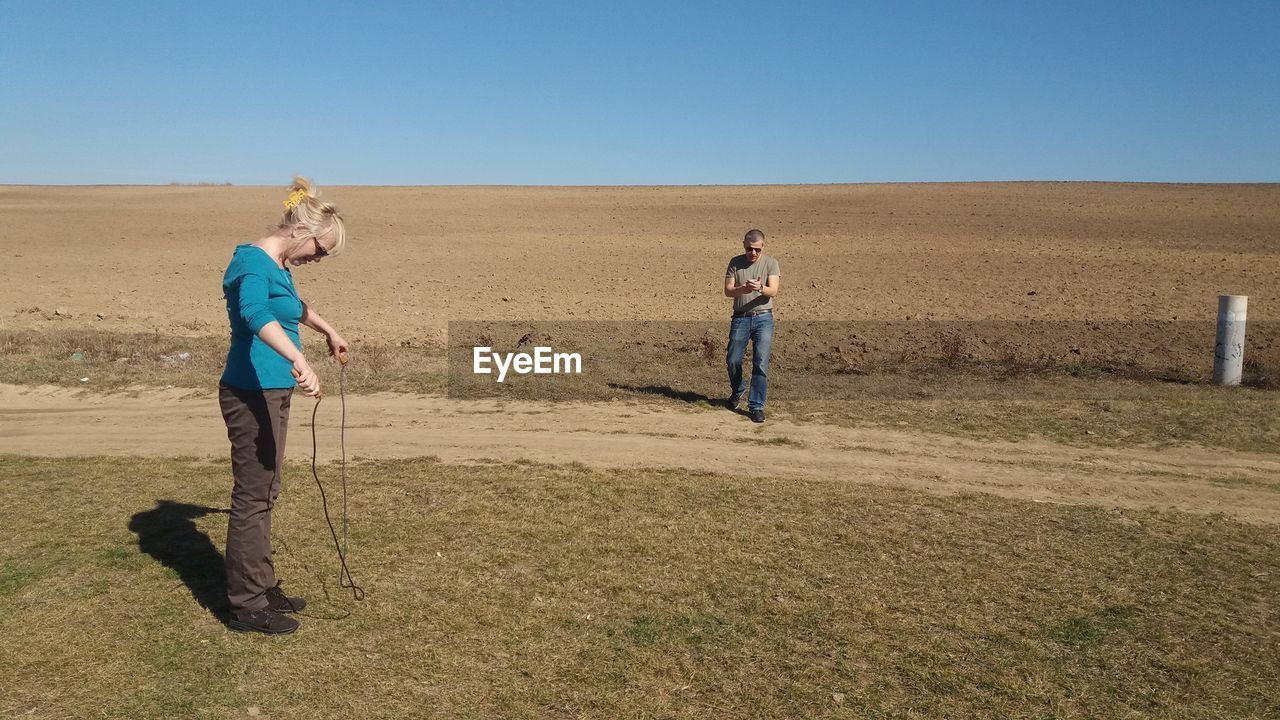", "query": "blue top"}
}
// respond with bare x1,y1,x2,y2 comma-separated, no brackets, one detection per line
220,244,302,390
